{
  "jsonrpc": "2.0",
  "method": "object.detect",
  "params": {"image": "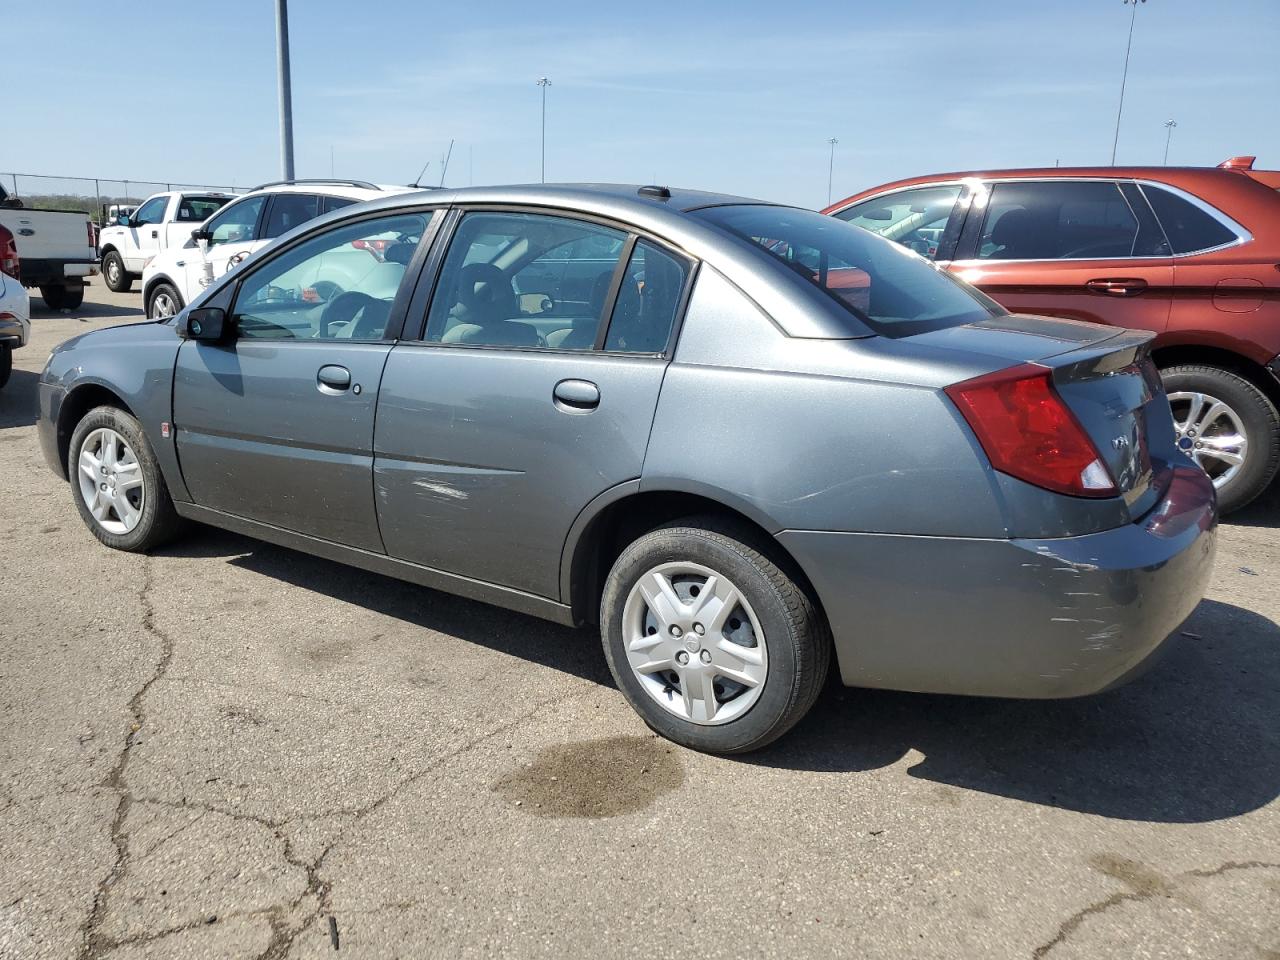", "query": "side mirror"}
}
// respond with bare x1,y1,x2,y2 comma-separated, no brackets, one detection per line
183,307,230,341
192,228,213,243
